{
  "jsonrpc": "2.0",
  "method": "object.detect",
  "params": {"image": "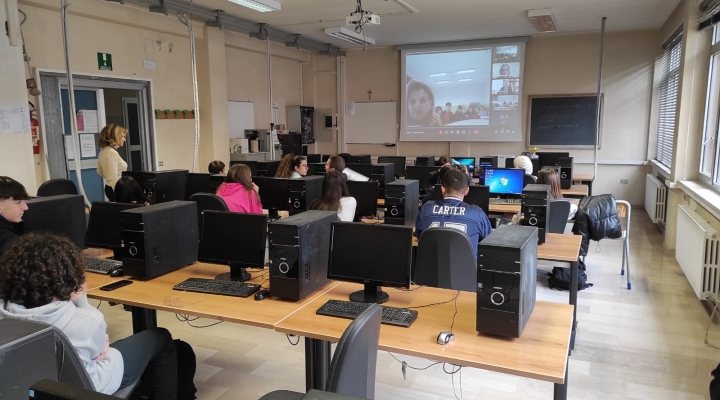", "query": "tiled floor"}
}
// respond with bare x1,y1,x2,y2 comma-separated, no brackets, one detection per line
101,212,718,399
